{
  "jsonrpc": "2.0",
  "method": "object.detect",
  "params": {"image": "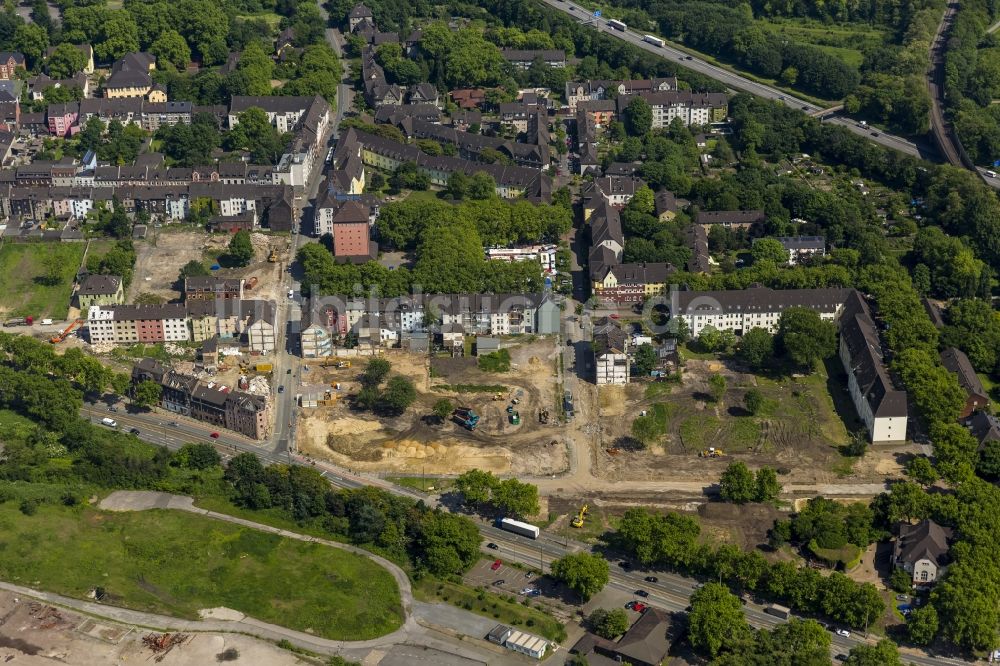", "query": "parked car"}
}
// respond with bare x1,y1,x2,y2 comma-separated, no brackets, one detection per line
644,576,659,583
491,559,502,571
493,580,505,586
278,385,285,393
487,542,499,550
129,428,140,435
210,432,220,438
636,590,649,598
836,629,851,638
895,594,909,601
